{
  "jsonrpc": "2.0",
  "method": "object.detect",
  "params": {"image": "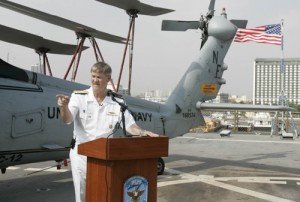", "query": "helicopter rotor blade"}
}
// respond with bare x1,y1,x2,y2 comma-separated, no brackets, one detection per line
0,24,88,55
207,0,216,18
95,0,174,16
0,0,126,43
161,20,200,31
